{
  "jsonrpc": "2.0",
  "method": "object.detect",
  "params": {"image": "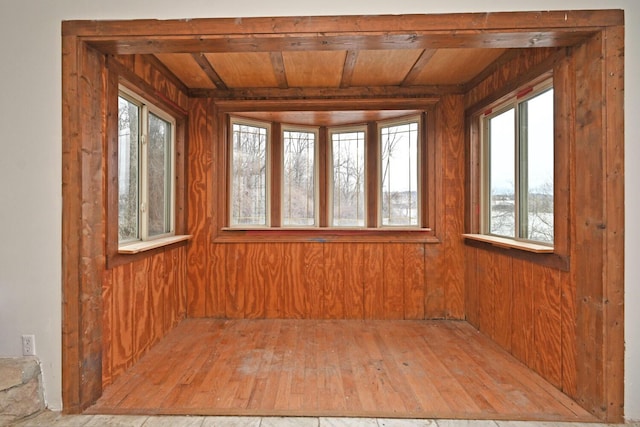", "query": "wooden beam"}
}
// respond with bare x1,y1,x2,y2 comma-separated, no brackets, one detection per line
401,49,436,86
269,52,289,89
191,53,228,90
62,10,623,38
340,50,358,88
82,31,599,55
